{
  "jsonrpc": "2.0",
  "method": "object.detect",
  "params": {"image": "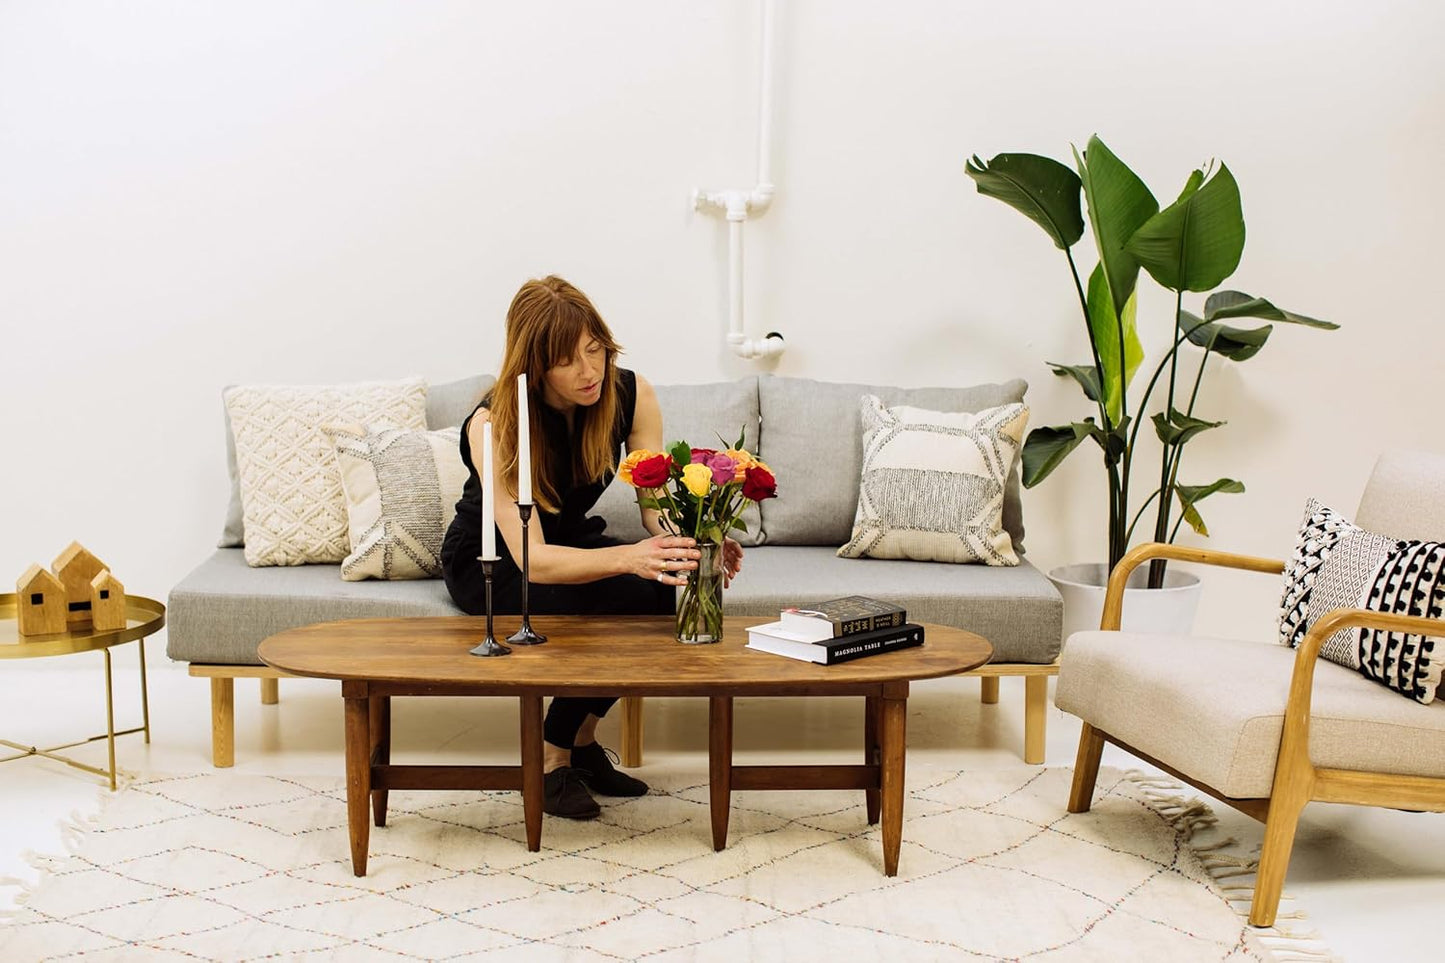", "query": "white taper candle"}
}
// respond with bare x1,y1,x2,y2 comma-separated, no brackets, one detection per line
481,420,497,559
517,373,532,505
